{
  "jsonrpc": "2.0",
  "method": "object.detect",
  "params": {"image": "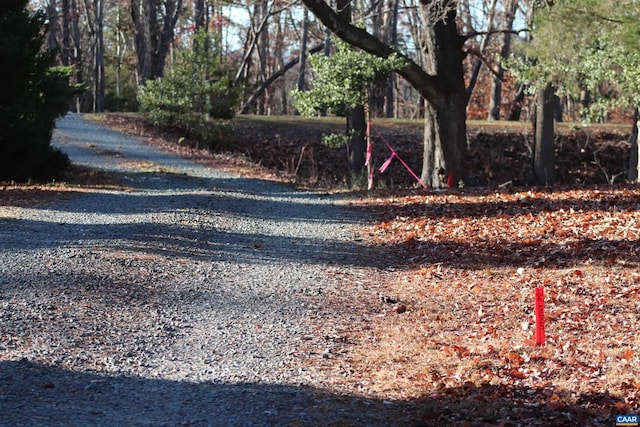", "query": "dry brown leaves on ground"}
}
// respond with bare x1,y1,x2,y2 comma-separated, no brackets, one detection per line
333,185,640,424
